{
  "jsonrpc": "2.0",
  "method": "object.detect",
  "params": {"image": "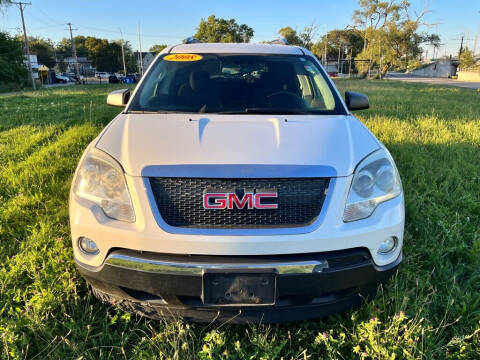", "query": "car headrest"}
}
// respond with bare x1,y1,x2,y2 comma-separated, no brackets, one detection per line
262,67,298,93
189,71,210,91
